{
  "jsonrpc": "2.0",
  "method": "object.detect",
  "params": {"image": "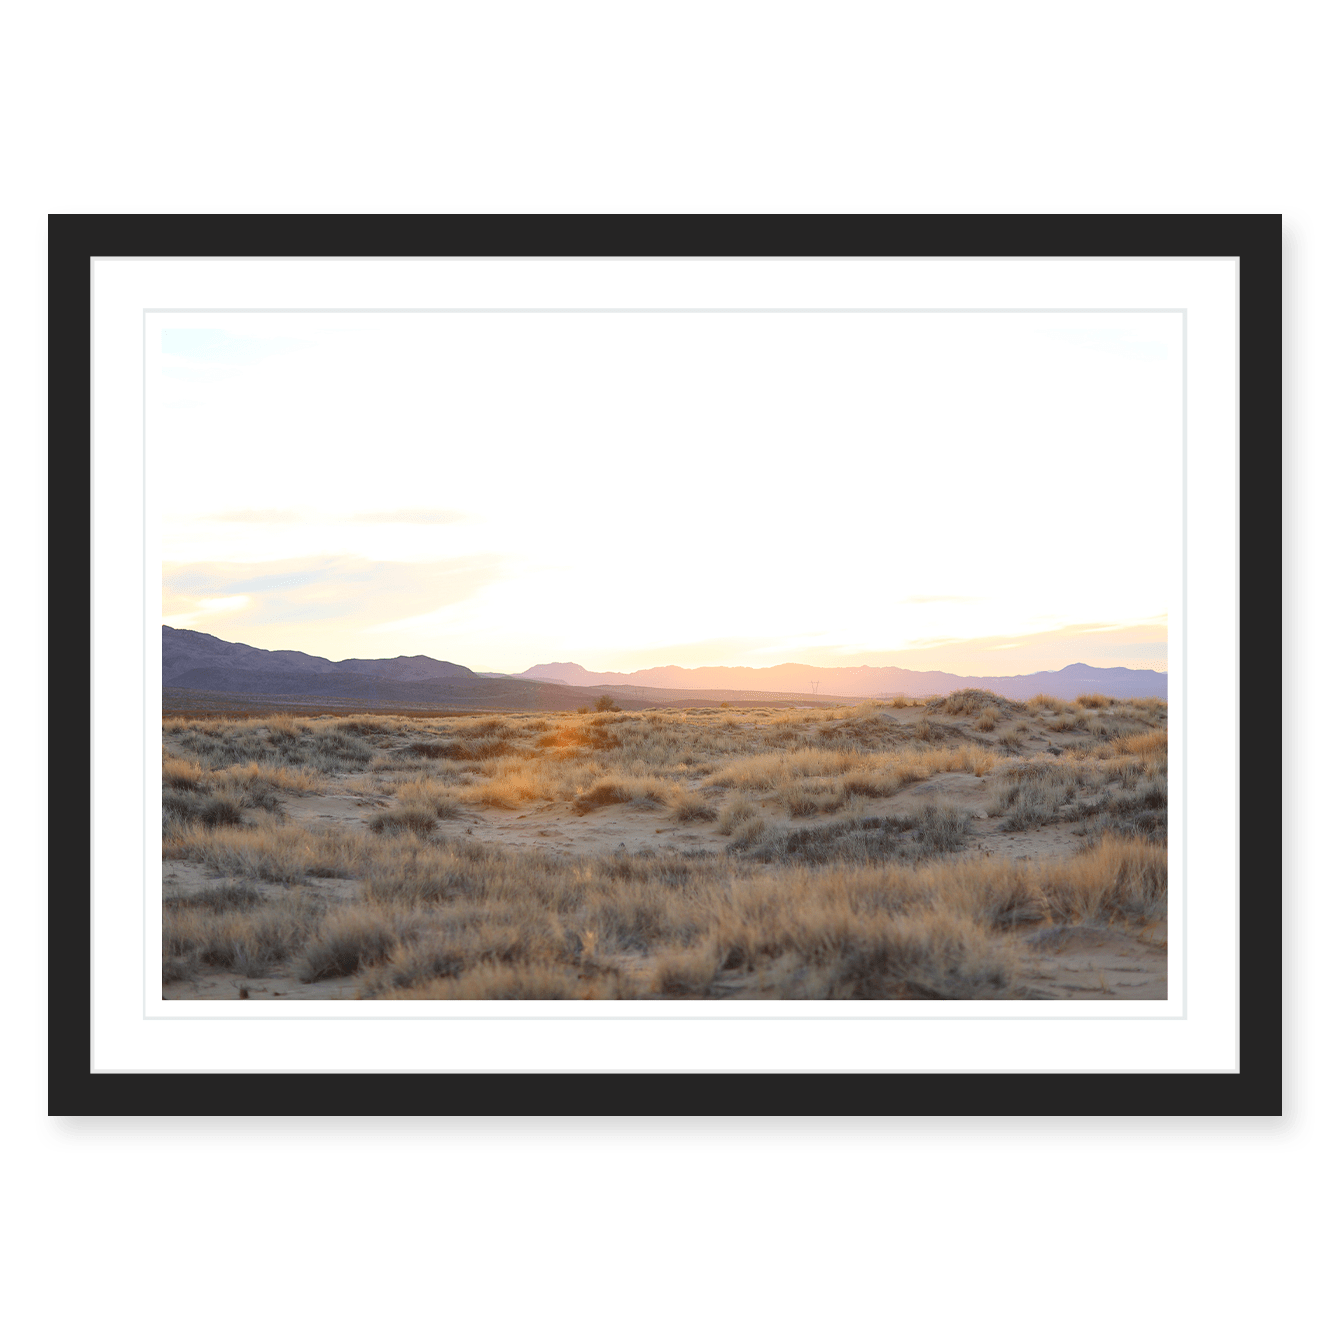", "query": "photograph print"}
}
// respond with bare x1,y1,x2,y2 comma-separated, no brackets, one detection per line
158,301,1177,1004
